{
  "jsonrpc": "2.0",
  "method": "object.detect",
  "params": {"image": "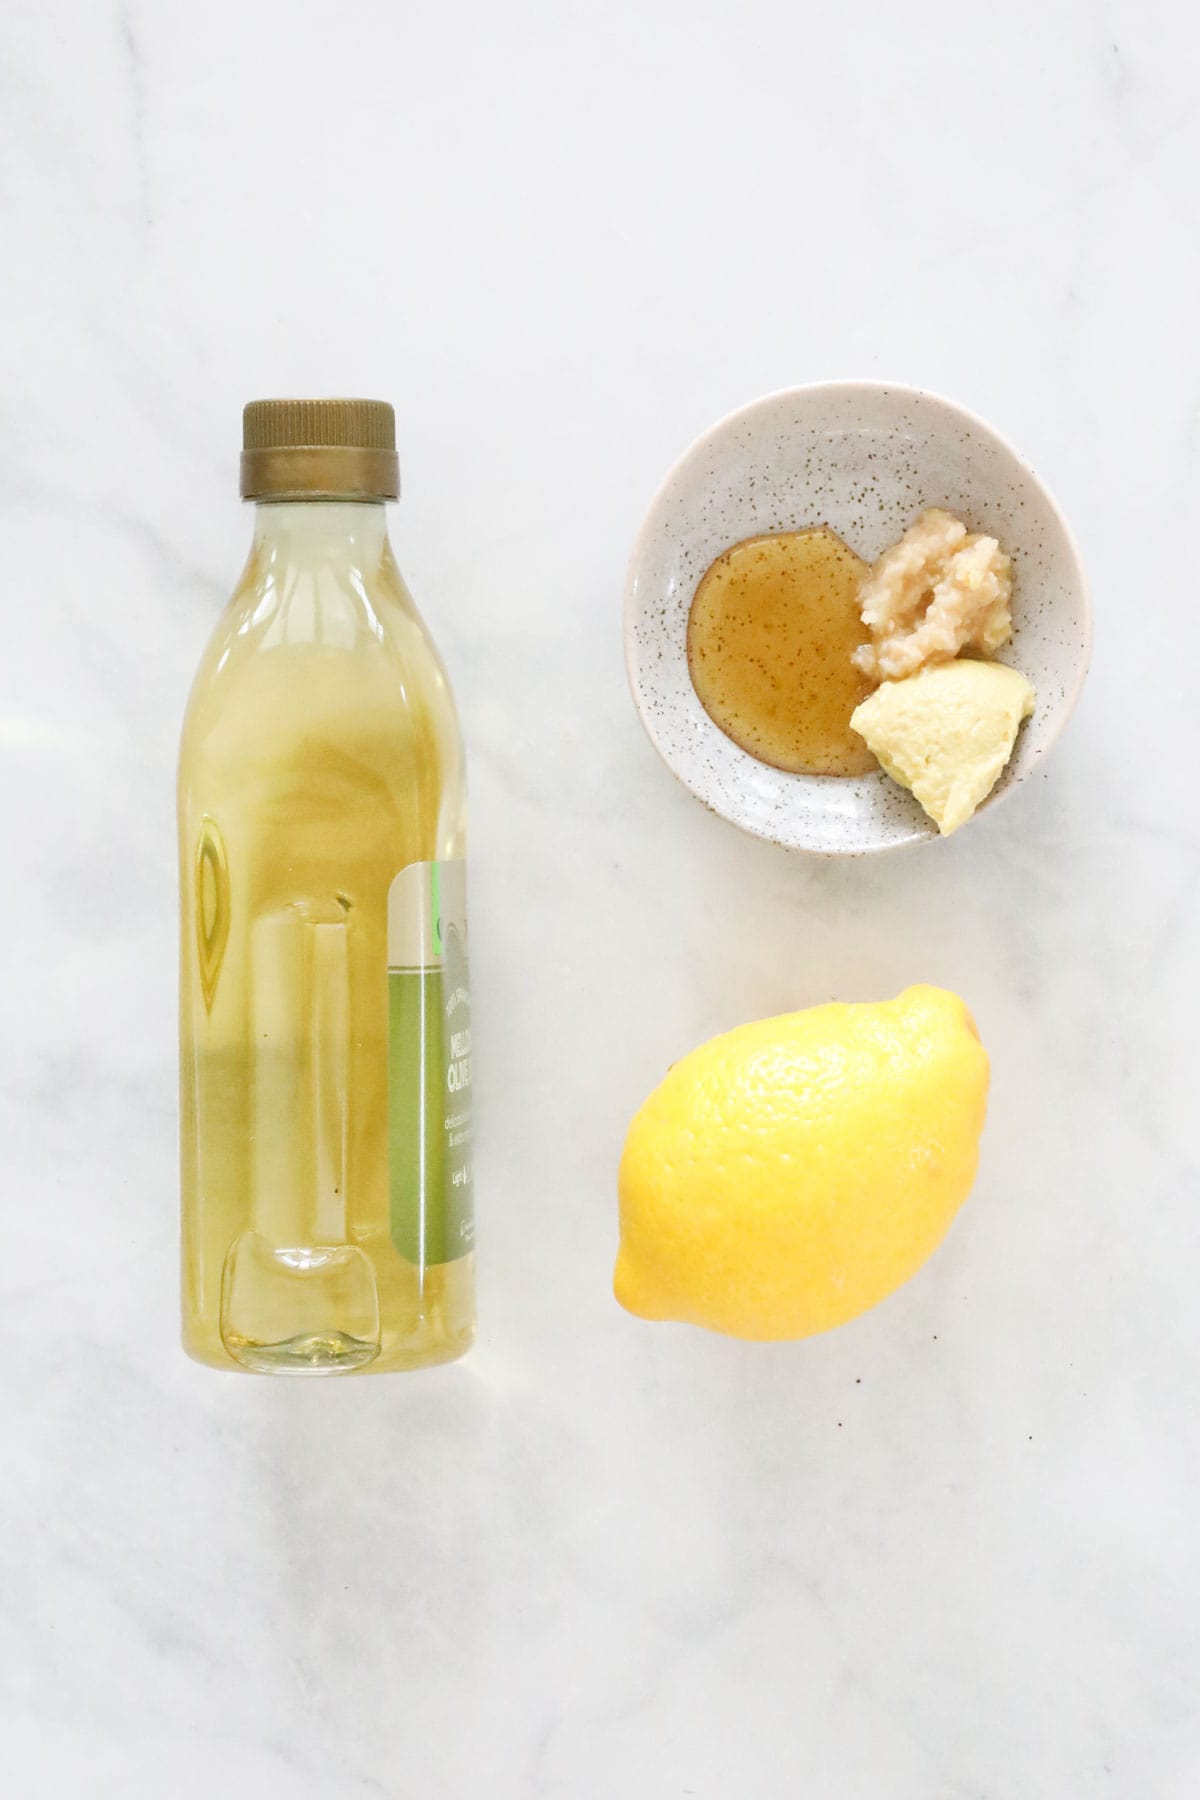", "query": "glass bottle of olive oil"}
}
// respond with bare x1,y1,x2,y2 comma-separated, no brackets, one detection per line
178,400,474,1373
